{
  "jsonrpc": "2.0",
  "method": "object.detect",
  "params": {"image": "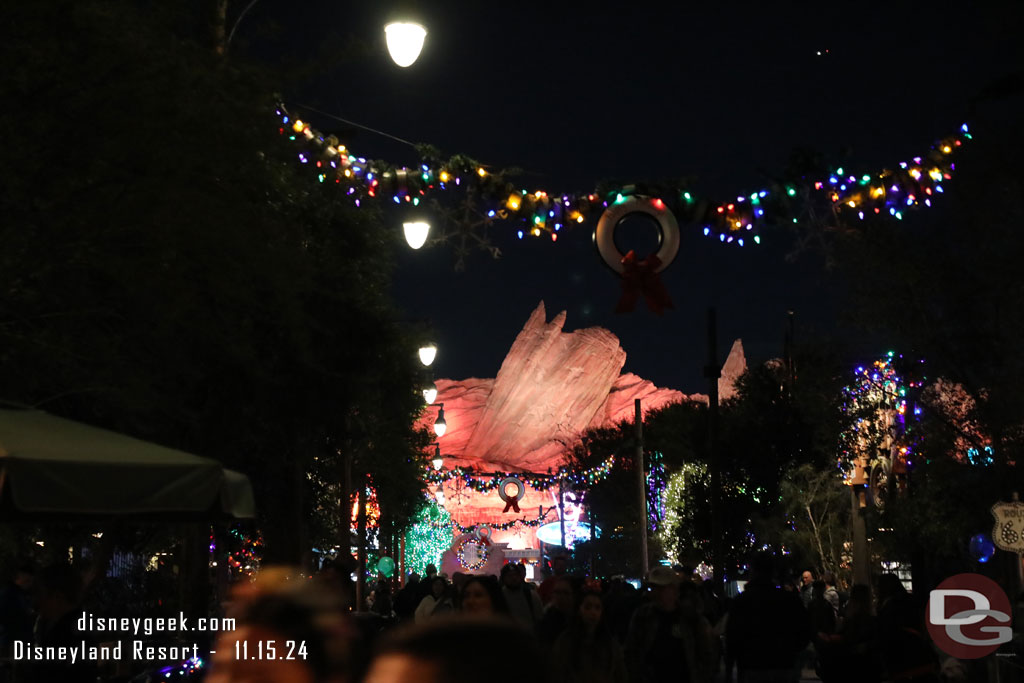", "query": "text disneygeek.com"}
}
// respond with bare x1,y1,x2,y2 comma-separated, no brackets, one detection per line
12,611,236,665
